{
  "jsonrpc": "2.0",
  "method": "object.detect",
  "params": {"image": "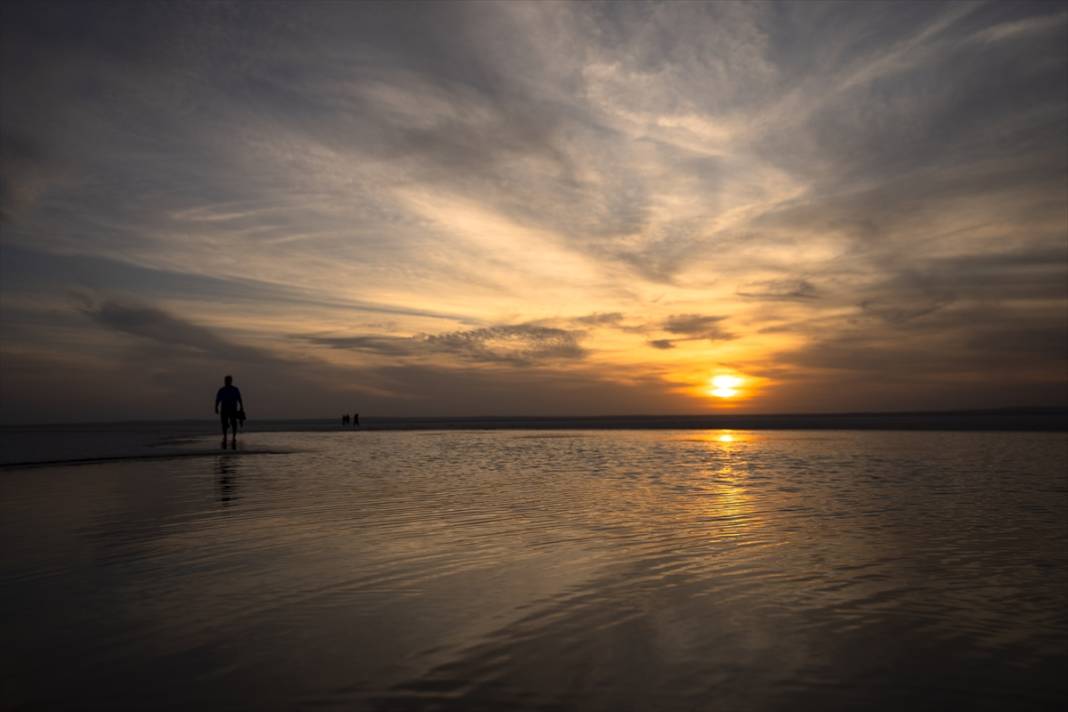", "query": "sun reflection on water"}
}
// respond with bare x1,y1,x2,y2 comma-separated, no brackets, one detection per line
675,429,754,446
660,430,761,542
